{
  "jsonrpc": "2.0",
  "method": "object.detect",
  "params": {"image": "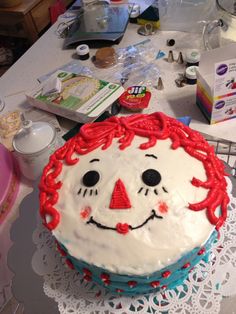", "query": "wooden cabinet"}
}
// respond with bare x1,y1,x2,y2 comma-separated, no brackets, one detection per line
0,0,74,44
31,0,55,33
